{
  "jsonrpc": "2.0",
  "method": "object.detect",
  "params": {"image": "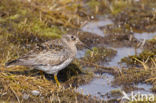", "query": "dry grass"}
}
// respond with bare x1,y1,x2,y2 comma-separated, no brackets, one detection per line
0,66,56,102
0,0,98,102
0,65,95,103
0,0,156,102
114,57,156,94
